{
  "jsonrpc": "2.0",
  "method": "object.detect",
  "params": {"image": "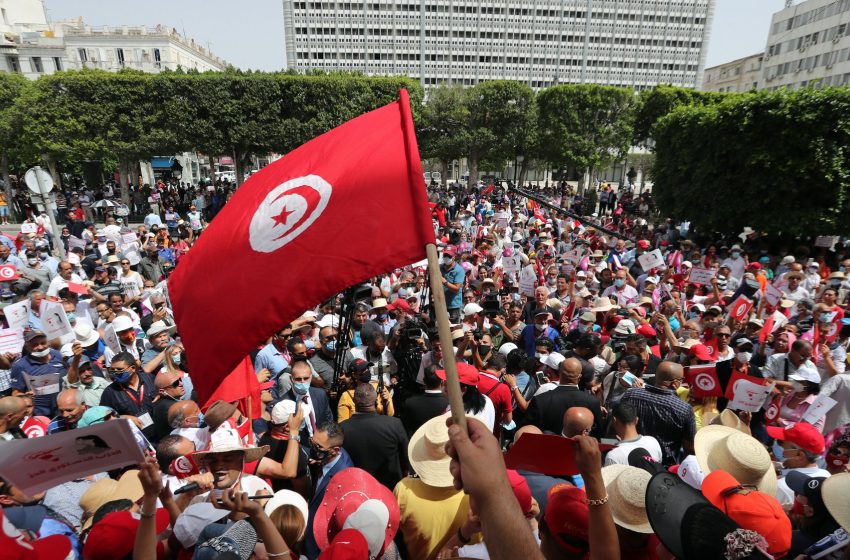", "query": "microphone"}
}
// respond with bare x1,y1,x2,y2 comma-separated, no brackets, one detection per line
173,481,200,495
